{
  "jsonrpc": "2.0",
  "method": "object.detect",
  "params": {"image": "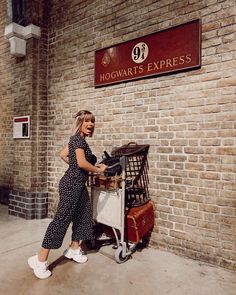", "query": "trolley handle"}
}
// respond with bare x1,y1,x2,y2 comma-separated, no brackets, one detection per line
104,156,127,170
104,161,122,177
106,162,121,169
103,156,127,177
